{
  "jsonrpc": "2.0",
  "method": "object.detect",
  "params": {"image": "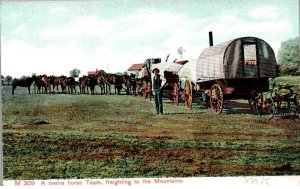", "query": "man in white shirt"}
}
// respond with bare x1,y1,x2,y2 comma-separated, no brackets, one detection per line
152,68,166,114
